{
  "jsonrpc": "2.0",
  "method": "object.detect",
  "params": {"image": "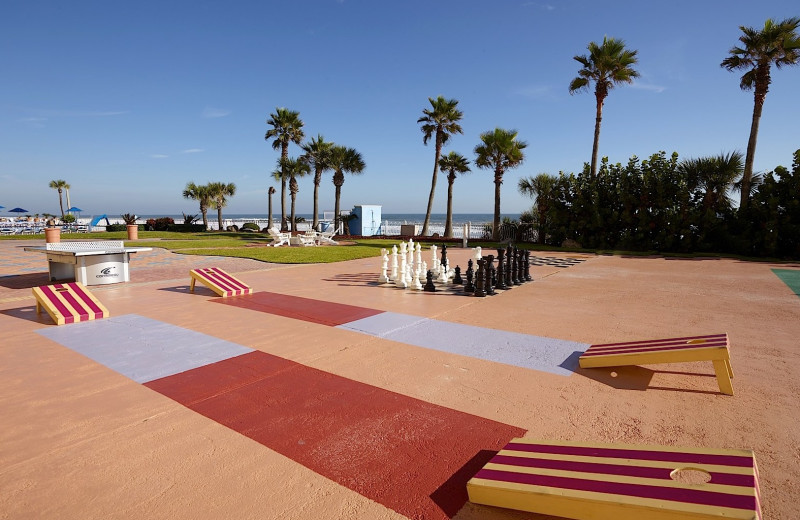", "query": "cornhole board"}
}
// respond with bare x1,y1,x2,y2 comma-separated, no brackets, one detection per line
32,282,109,325
578,333,734,395
468,438,761,520
189,267,252,297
